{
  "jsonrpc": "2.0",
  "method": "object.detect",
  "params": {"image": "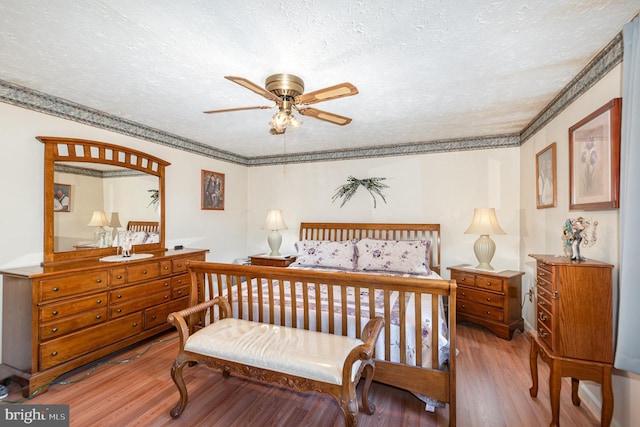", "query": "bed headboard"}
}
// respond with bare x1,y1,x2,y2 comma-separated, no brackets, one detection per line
127,221,160,233
299,222,441,275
